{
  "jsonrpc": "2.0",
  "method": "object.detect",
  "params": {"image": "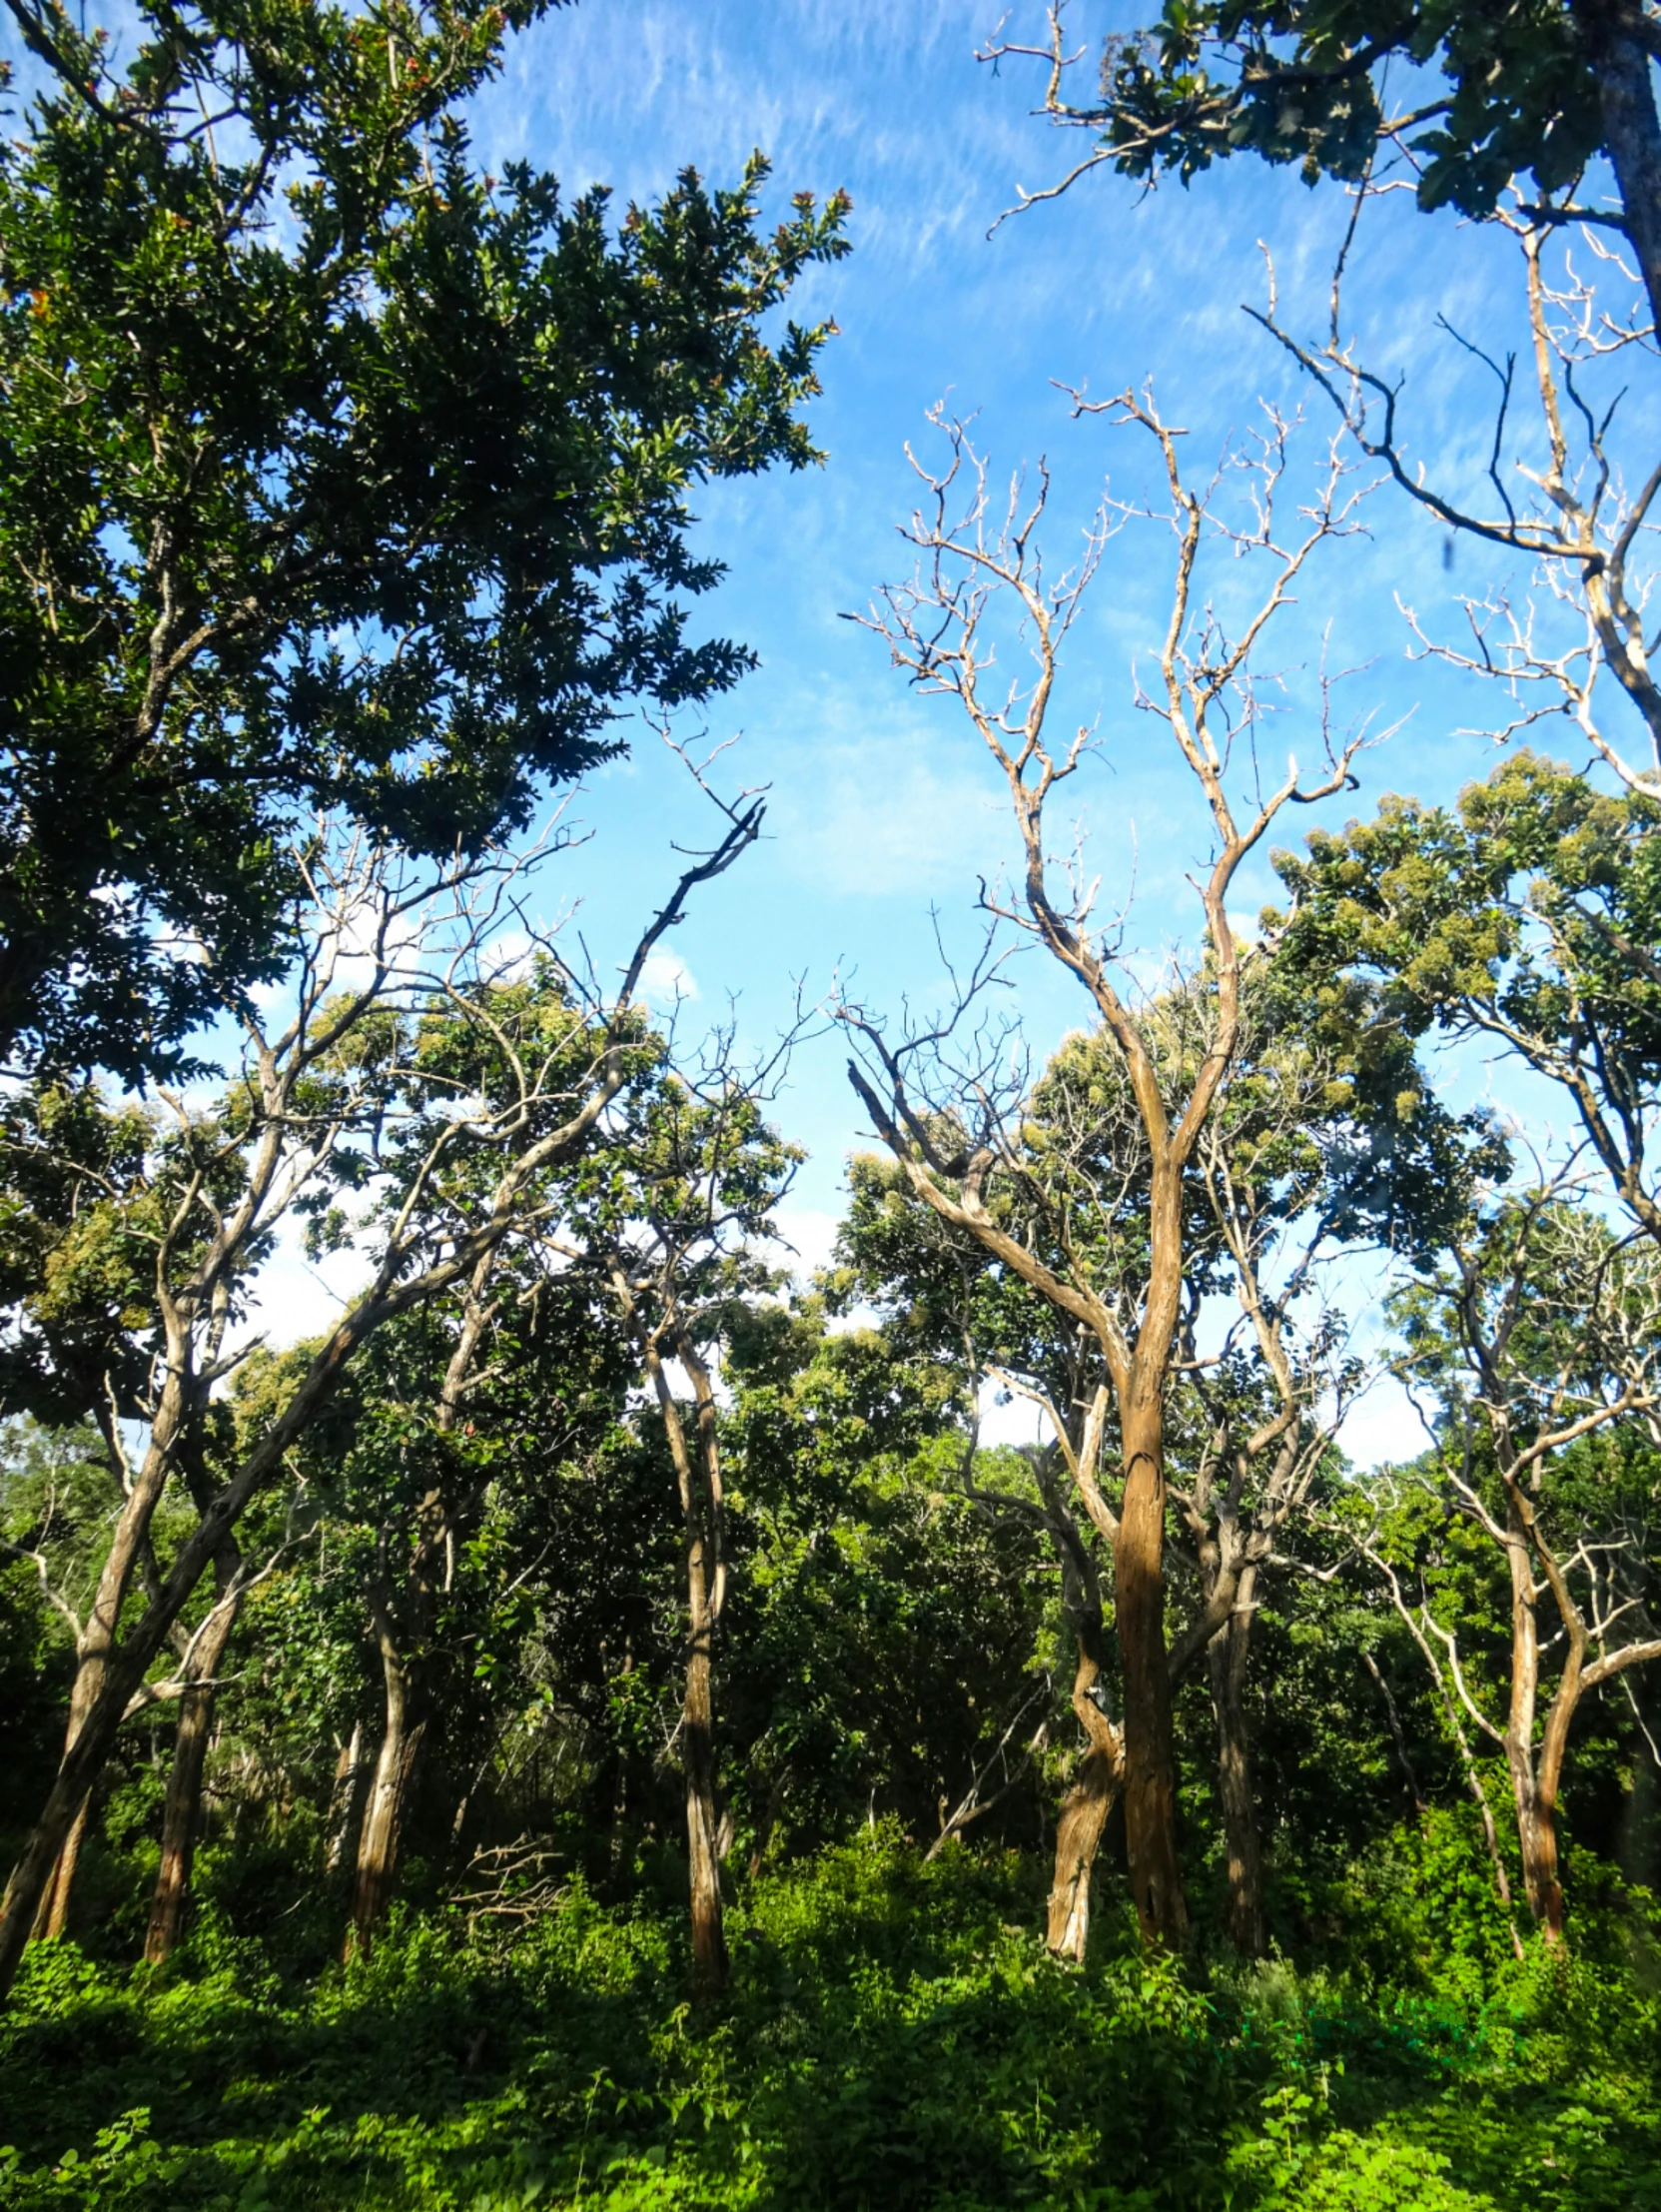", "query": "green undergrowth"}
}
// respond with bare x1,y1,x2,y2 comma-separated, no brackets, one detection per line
1,1831,1658,2211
